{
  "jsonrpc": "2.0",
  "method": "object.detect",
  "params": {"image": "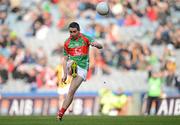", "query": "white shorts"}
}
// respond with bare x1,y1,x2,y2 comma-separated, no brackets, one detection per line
67,60,87,81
